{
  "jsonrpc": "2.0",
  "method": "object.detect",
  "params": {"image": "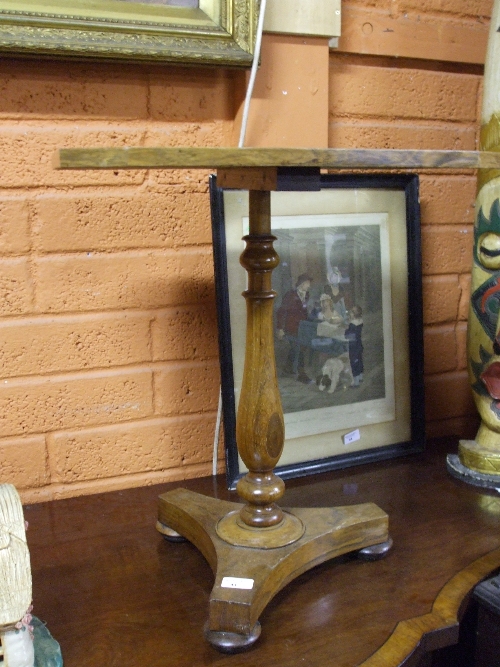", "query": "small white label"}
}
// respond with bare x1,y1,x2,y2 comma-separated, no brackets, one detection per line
221,577,254,590
343,429,360,445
